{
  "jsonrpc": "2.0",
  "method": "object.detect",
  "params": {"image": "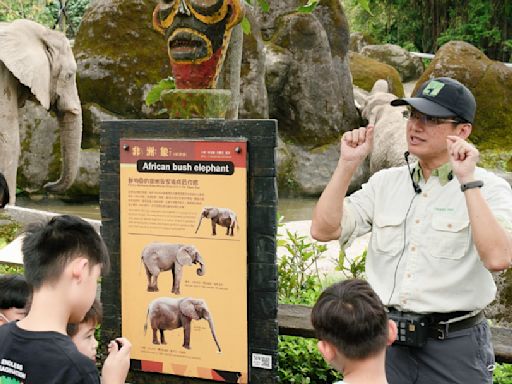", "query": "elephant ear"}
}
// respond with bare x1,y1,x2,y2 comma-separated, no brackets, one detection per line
179,299,202,320
176,246,194,266
0,20,64,110
208,208,219,218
